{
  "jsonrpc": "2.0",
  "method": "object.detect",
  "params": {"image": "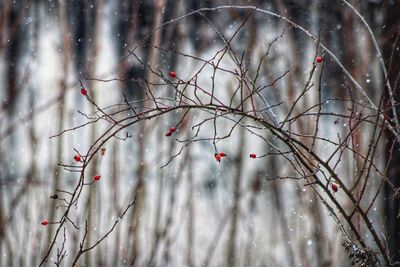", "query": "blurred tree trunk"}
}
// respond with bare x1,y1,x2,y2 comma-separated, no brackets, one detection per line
85,1,103,266
0,1,22,262
383,2,400,266
3,1,23,116
226,125,245,267
128,0,165,264
186,150,195,267
111,141,121,266
43,2,69,266
269,165,297,266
